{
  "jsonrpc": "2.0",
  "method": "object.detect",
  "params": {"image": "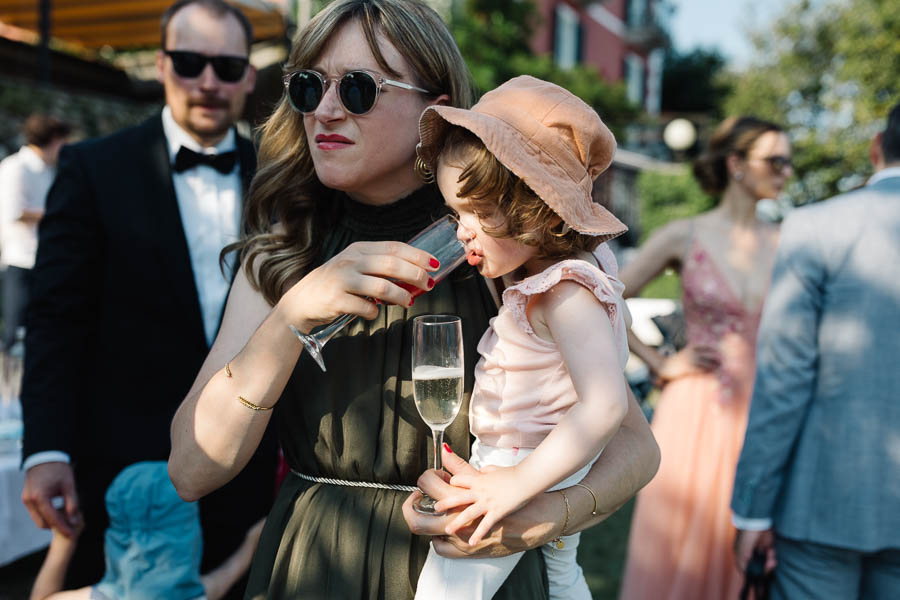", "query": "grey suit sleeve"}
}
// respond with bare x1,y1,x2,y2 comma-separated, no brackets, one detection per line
731,210,825,520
